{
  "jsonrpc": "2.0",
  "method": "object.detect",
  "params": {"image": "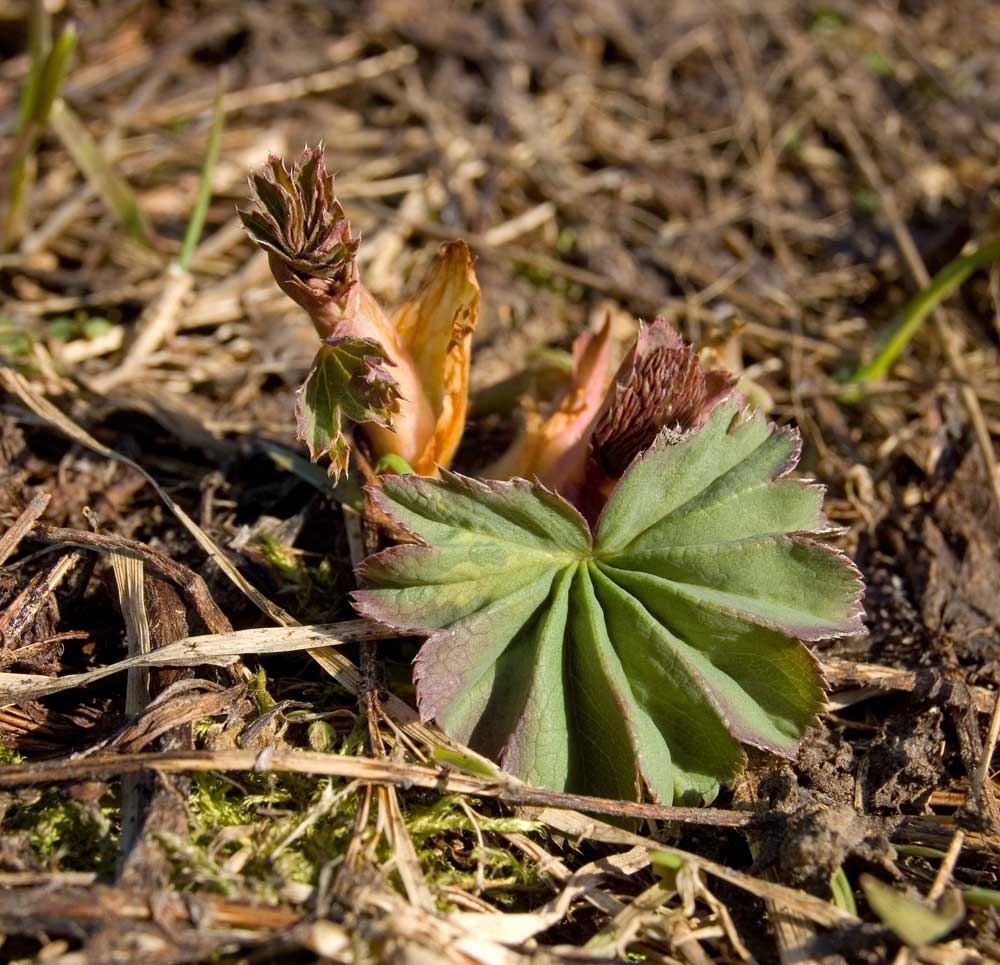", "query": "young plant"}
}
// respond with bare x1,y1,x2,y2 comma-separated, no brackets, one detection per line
4,12,76,248
240,146,480,478
354,321,863,804
243,154,862,804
